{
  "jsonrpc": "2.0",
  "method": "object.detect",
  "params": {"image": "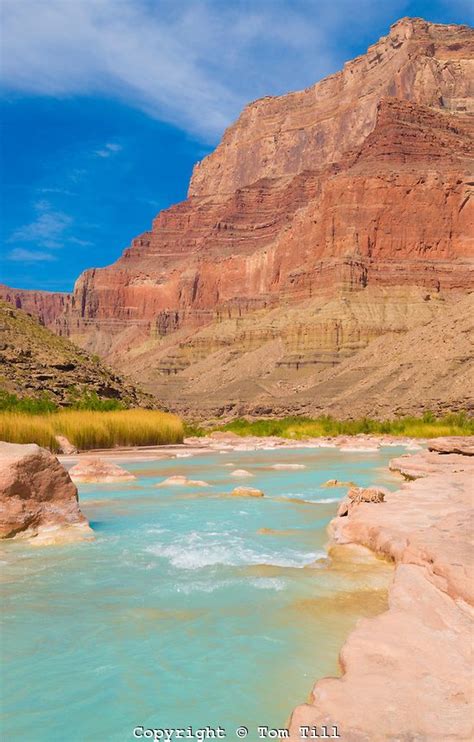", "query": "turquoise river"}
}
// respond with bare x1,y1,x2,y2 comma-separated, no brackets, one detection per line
1,445,405,741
